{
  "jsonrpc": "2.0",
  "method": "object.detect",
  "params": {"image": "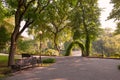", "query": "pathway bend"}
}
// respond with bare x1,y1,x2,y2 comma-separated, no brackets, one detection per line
5,56,120,80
